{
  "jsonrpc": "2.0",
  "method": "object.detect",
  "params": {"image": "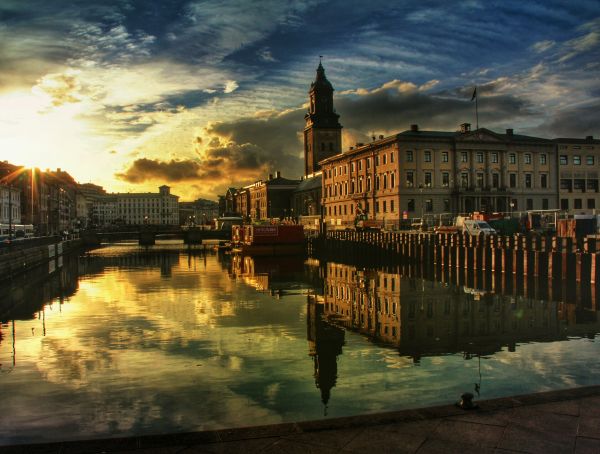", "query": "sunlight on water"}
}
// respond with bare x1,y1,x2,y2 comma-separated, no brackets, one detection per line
0,244,598,445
